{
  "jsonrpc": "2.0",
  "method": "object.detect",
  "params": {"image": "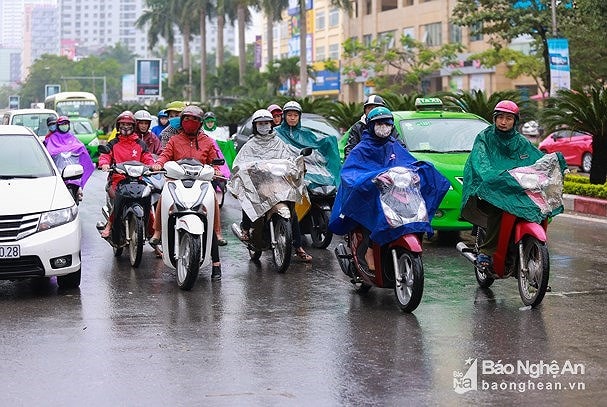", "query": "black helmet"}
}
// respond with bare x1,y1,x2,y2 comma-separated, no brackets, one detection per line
46,116,57,126
363,94,386,109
